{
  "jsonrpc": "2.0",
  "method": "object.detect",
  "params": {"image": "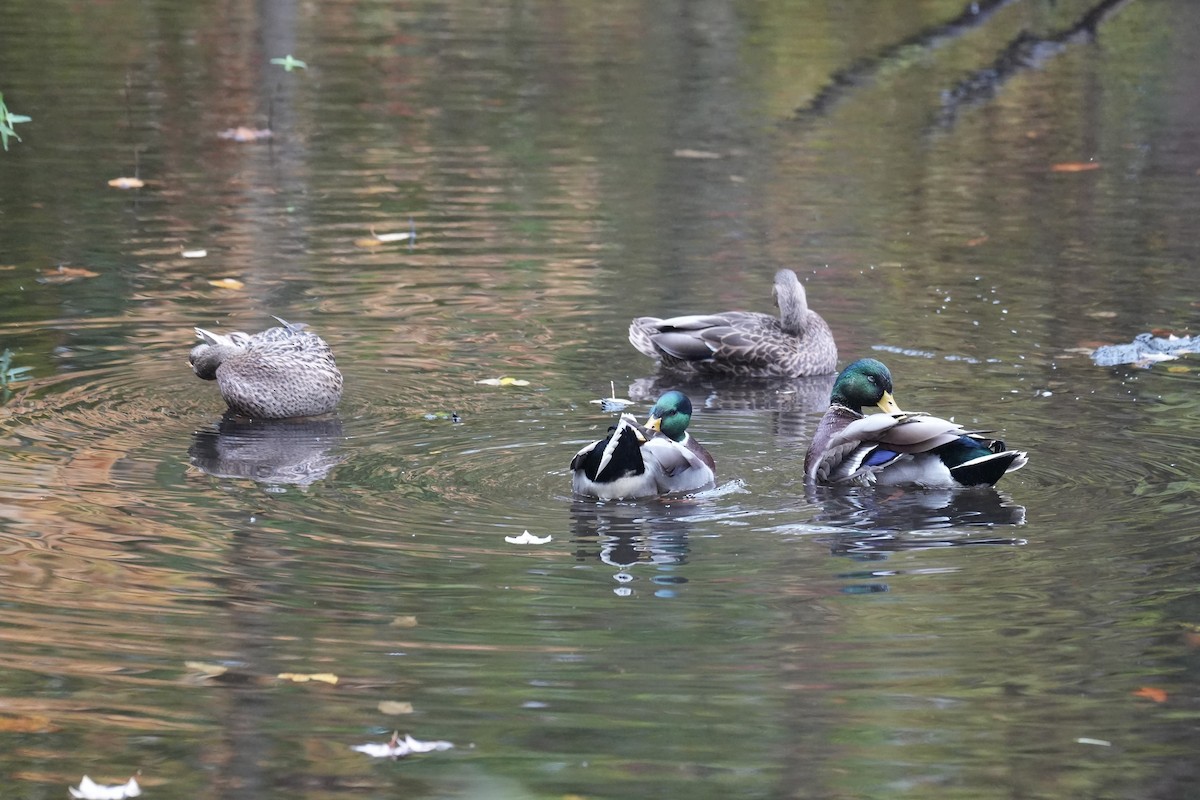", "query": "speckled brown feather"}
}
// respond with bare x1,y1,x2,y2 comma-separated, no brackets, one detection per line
190,319,342,419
